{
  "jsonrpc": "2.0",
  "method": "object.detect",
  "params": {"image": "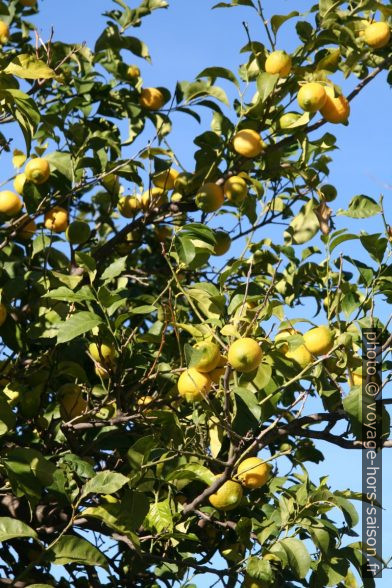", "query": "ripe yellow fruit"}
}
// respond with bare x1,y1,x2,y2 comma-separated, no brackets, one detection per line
59,384,87,421
265,50,292,77
118,195,141,218
224,176,248,206
232,129,265,158
213,230,231,256
195,183,224,213
320,93,350,124
127,65,140,78
0,21,9,43
236,457,270,489
192,341,221,373
95,365,110,379
209,355,227,384
0,191,23,216
303,325,334,356
209,476,243,511
152,168,179,190
297,82,327,112
177,368,212,402
0,303,7,326
44,206,68,233
25,158,50,185
228,337,262,373
286,344,312,368
17,218,36,240
139,87,165,110
89,342,115,364
13,173,26,195
137,395,154,407
364,21,390,49
275,328,298,354
141,187,167,210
